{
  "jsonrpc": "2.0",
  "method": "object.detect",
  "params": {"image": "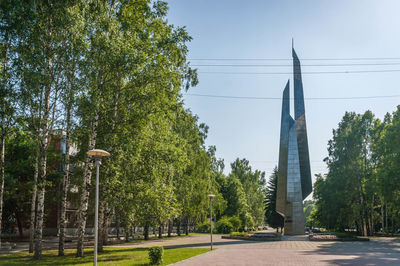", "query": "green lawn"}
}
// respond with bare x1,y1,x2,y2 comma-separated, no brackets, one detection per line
0,247,210,265
105,234,195,245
